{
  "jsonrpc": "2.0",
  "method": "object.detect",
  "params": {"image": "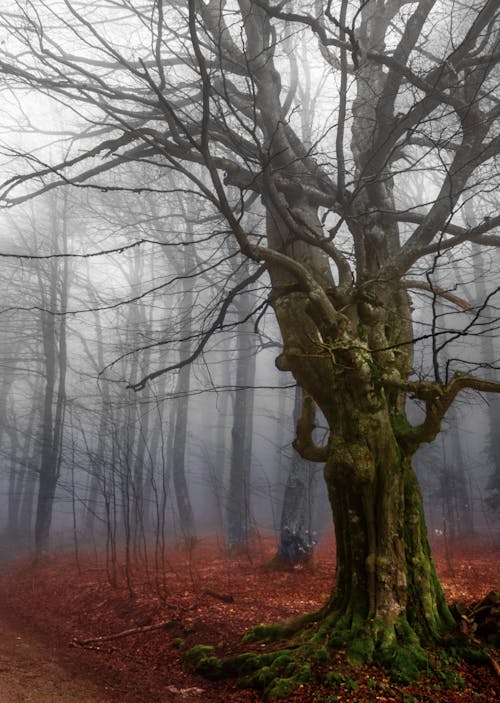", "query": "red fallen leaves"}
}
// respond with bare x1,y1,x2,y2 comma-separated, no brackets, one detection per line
0,532,498,703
